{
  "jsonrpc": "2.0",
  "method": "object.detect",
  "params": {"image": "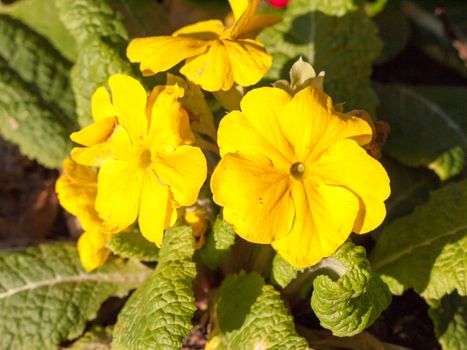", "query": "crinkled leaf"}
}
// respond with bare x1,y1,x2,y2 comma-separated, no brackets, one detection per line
66,326,112,350
0,243,150,350
0,0,78,61
311,243,391,337
112,225,196,350
376,84,467,180
111,0,169,37
54,0,128,46
429,292,467,350
0,67,75,168
199,216,236,270
370,180,467,300
0,15,76,122
259,0,381,113
272,254,300,288
107,228,159,262
429,146,465,181
214,272,309,349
